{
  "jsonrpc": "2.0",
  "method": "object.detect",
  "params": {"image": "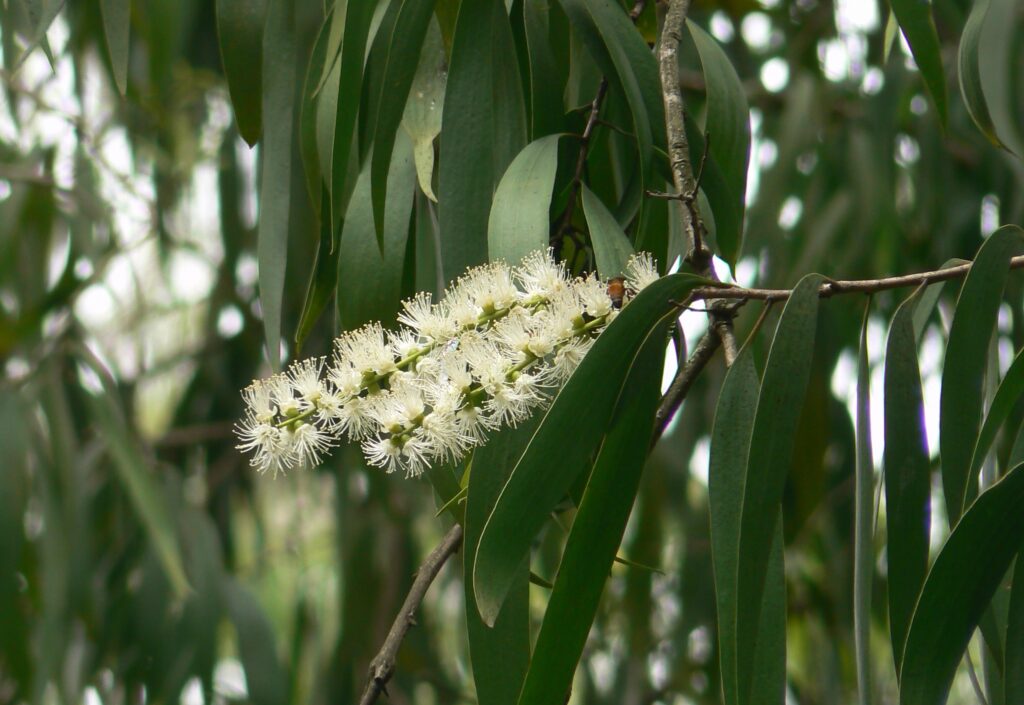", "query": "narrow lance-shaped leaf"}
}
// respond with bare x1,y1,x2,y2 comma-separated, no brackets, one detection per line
581,183,634,278
329,0,378,234
517,327,666,705
523,0,567,139
465,419,541,705
369,0,435,243
854,302,875,705
1004,553,1024,700
473,273,704,625
257,0,296,371
940,225,1024,524
99,0,130,96
438,0,504,280
710,348,757,705
735,273,823,703
900,463,1024,705
401,17,446,202
889,0,948,125
488,135,562,265
338,132,416,331
215,0,268,146
224,578,289,705
883,287,931,674
970,348,1024,485
685,19,750,266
